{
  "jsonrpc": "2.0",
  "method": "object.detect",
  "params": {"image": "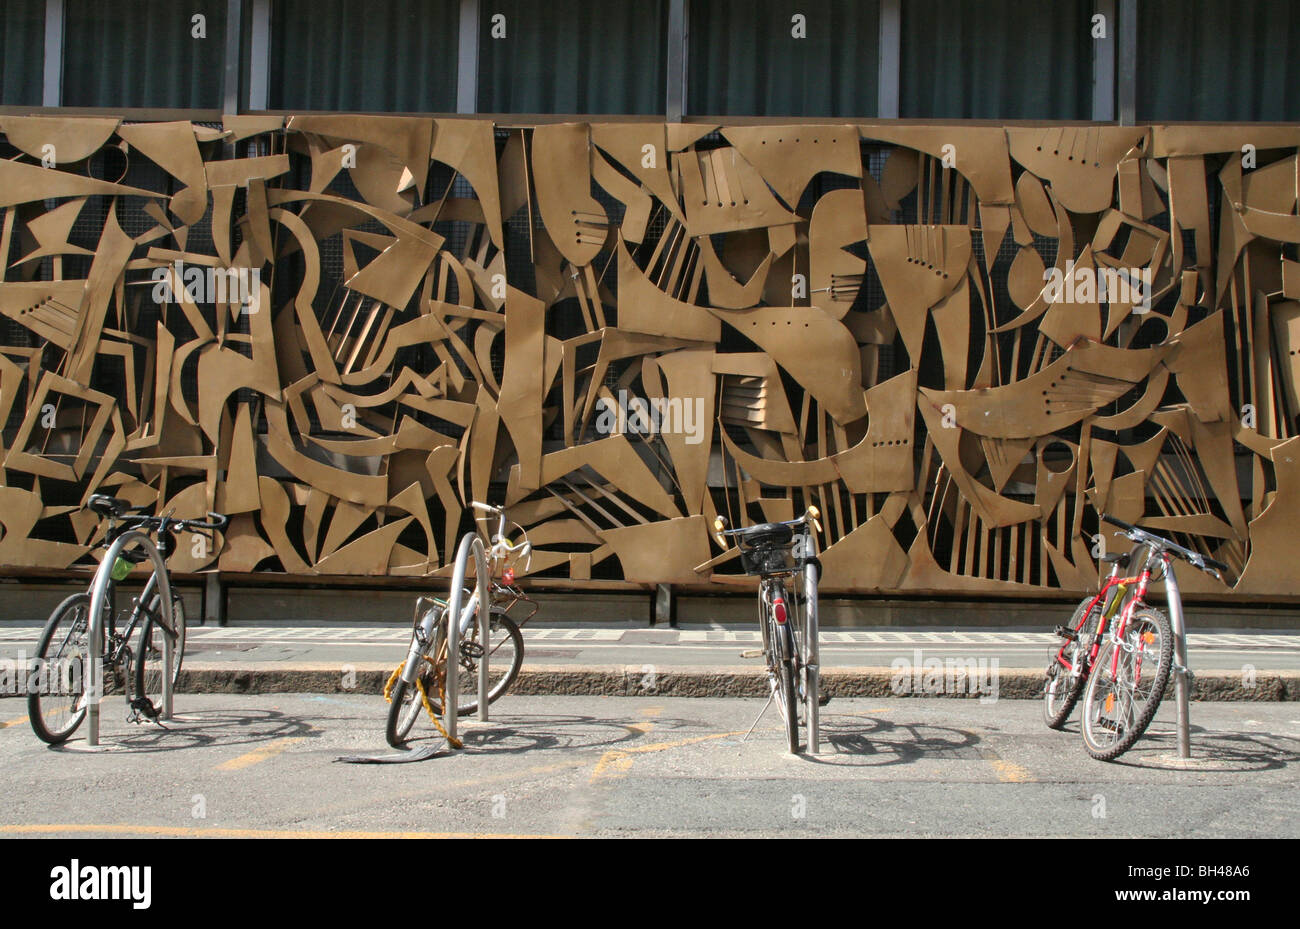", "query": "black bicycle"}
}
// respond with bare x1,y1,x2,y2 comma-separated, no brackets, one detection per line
714,507,822,754
28,494,227,744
